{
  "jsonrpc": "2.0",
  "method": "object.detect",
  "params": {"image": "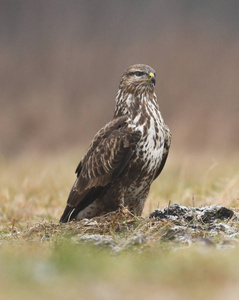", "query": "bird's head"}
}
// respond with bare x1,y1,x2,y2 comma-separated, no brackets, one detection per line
114,64,158,118
119,64,156,93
